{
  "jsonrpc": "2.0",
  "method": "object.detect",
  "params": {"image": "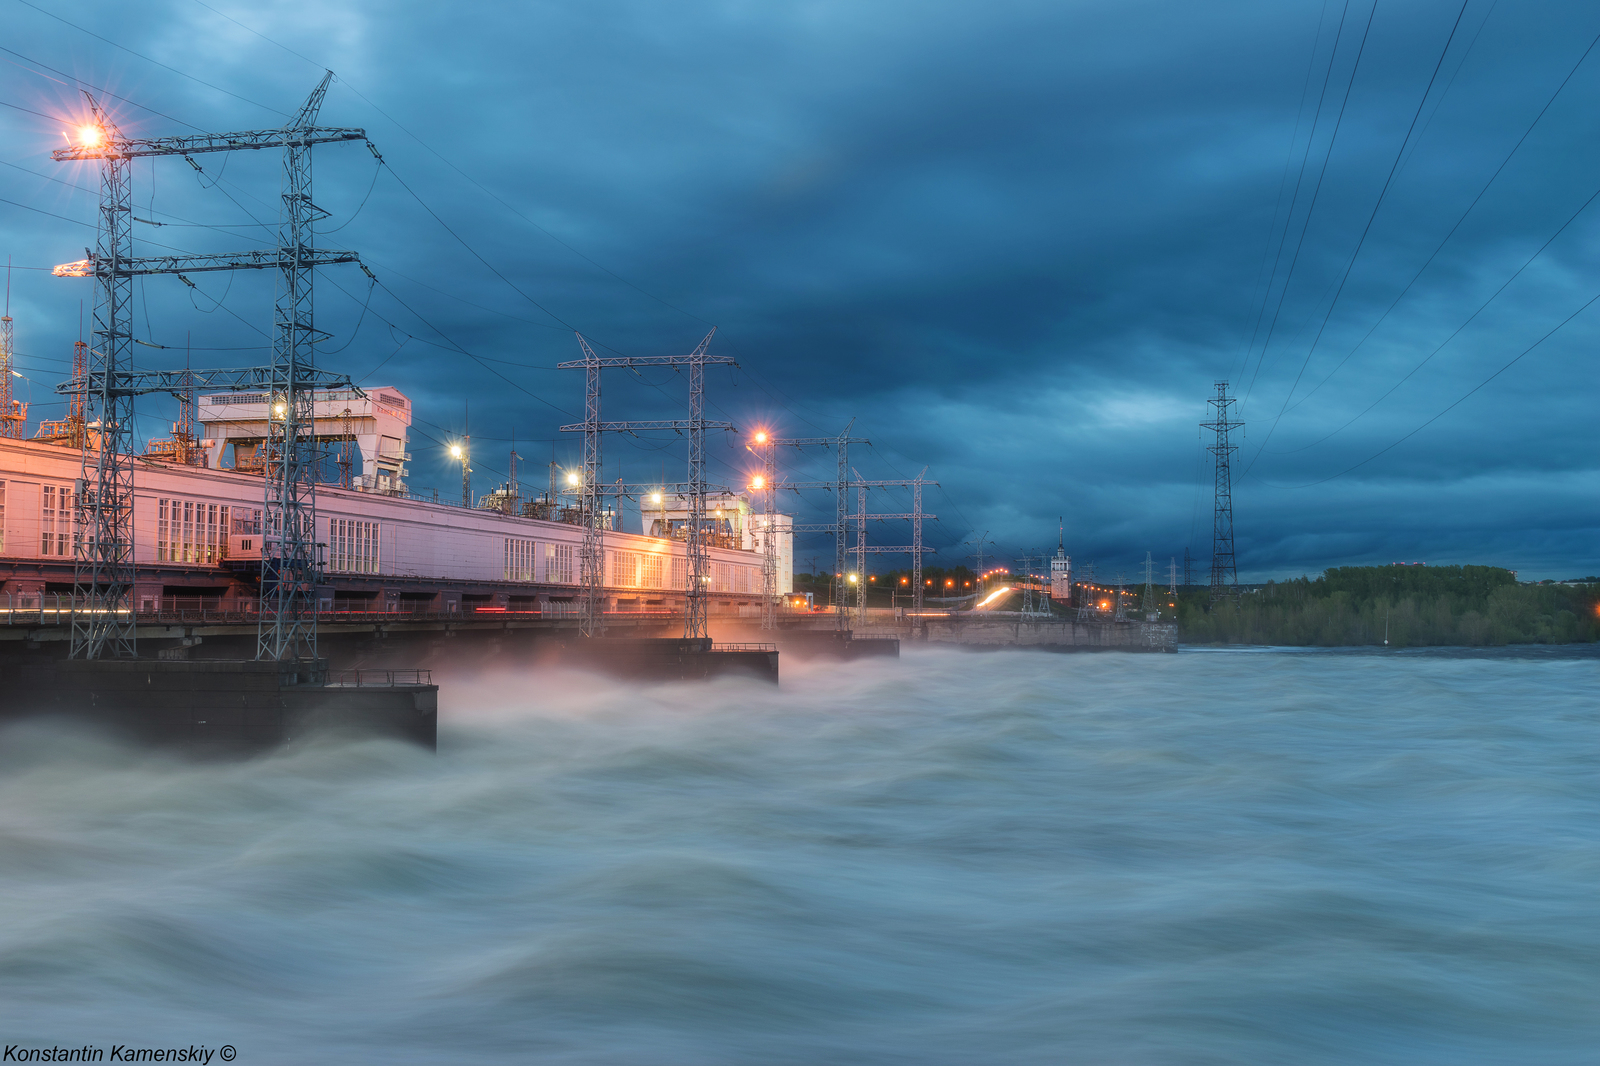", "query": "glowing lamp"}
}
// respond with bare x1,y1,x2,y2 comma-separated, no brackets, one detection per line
651,493,662,504
77,125,103,147
566,472,580,486
754,431,767,444
751,475,765,489
449,445,462,458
